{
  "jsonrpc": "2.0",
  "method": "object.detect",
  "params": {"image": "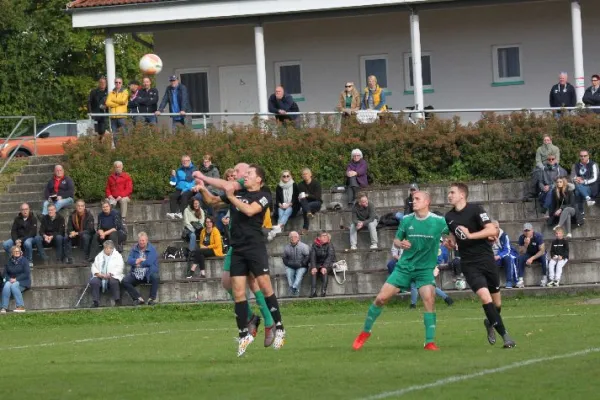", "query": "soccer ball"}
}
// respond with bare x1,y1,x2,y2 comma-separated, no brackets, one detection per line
455,279,467,290
139,54,163,75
